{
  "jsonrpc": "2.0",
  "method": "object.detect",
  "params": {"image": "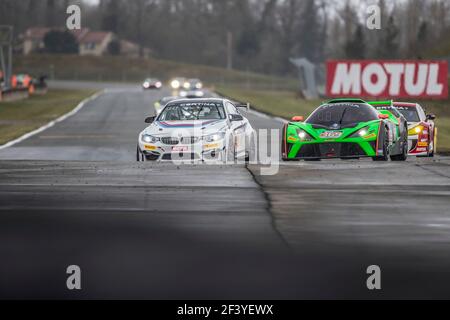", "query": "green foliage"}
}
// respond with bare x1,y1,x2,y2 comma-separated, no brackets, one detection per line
377,15,399,59
345,25,366,59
